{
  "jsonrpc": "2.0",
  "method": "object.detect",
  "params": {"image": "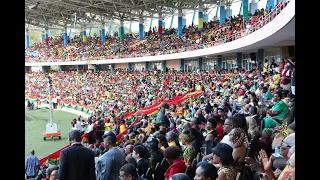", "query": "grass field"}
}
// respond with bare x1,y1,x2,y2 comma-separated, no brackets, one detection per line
25,108,77,159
